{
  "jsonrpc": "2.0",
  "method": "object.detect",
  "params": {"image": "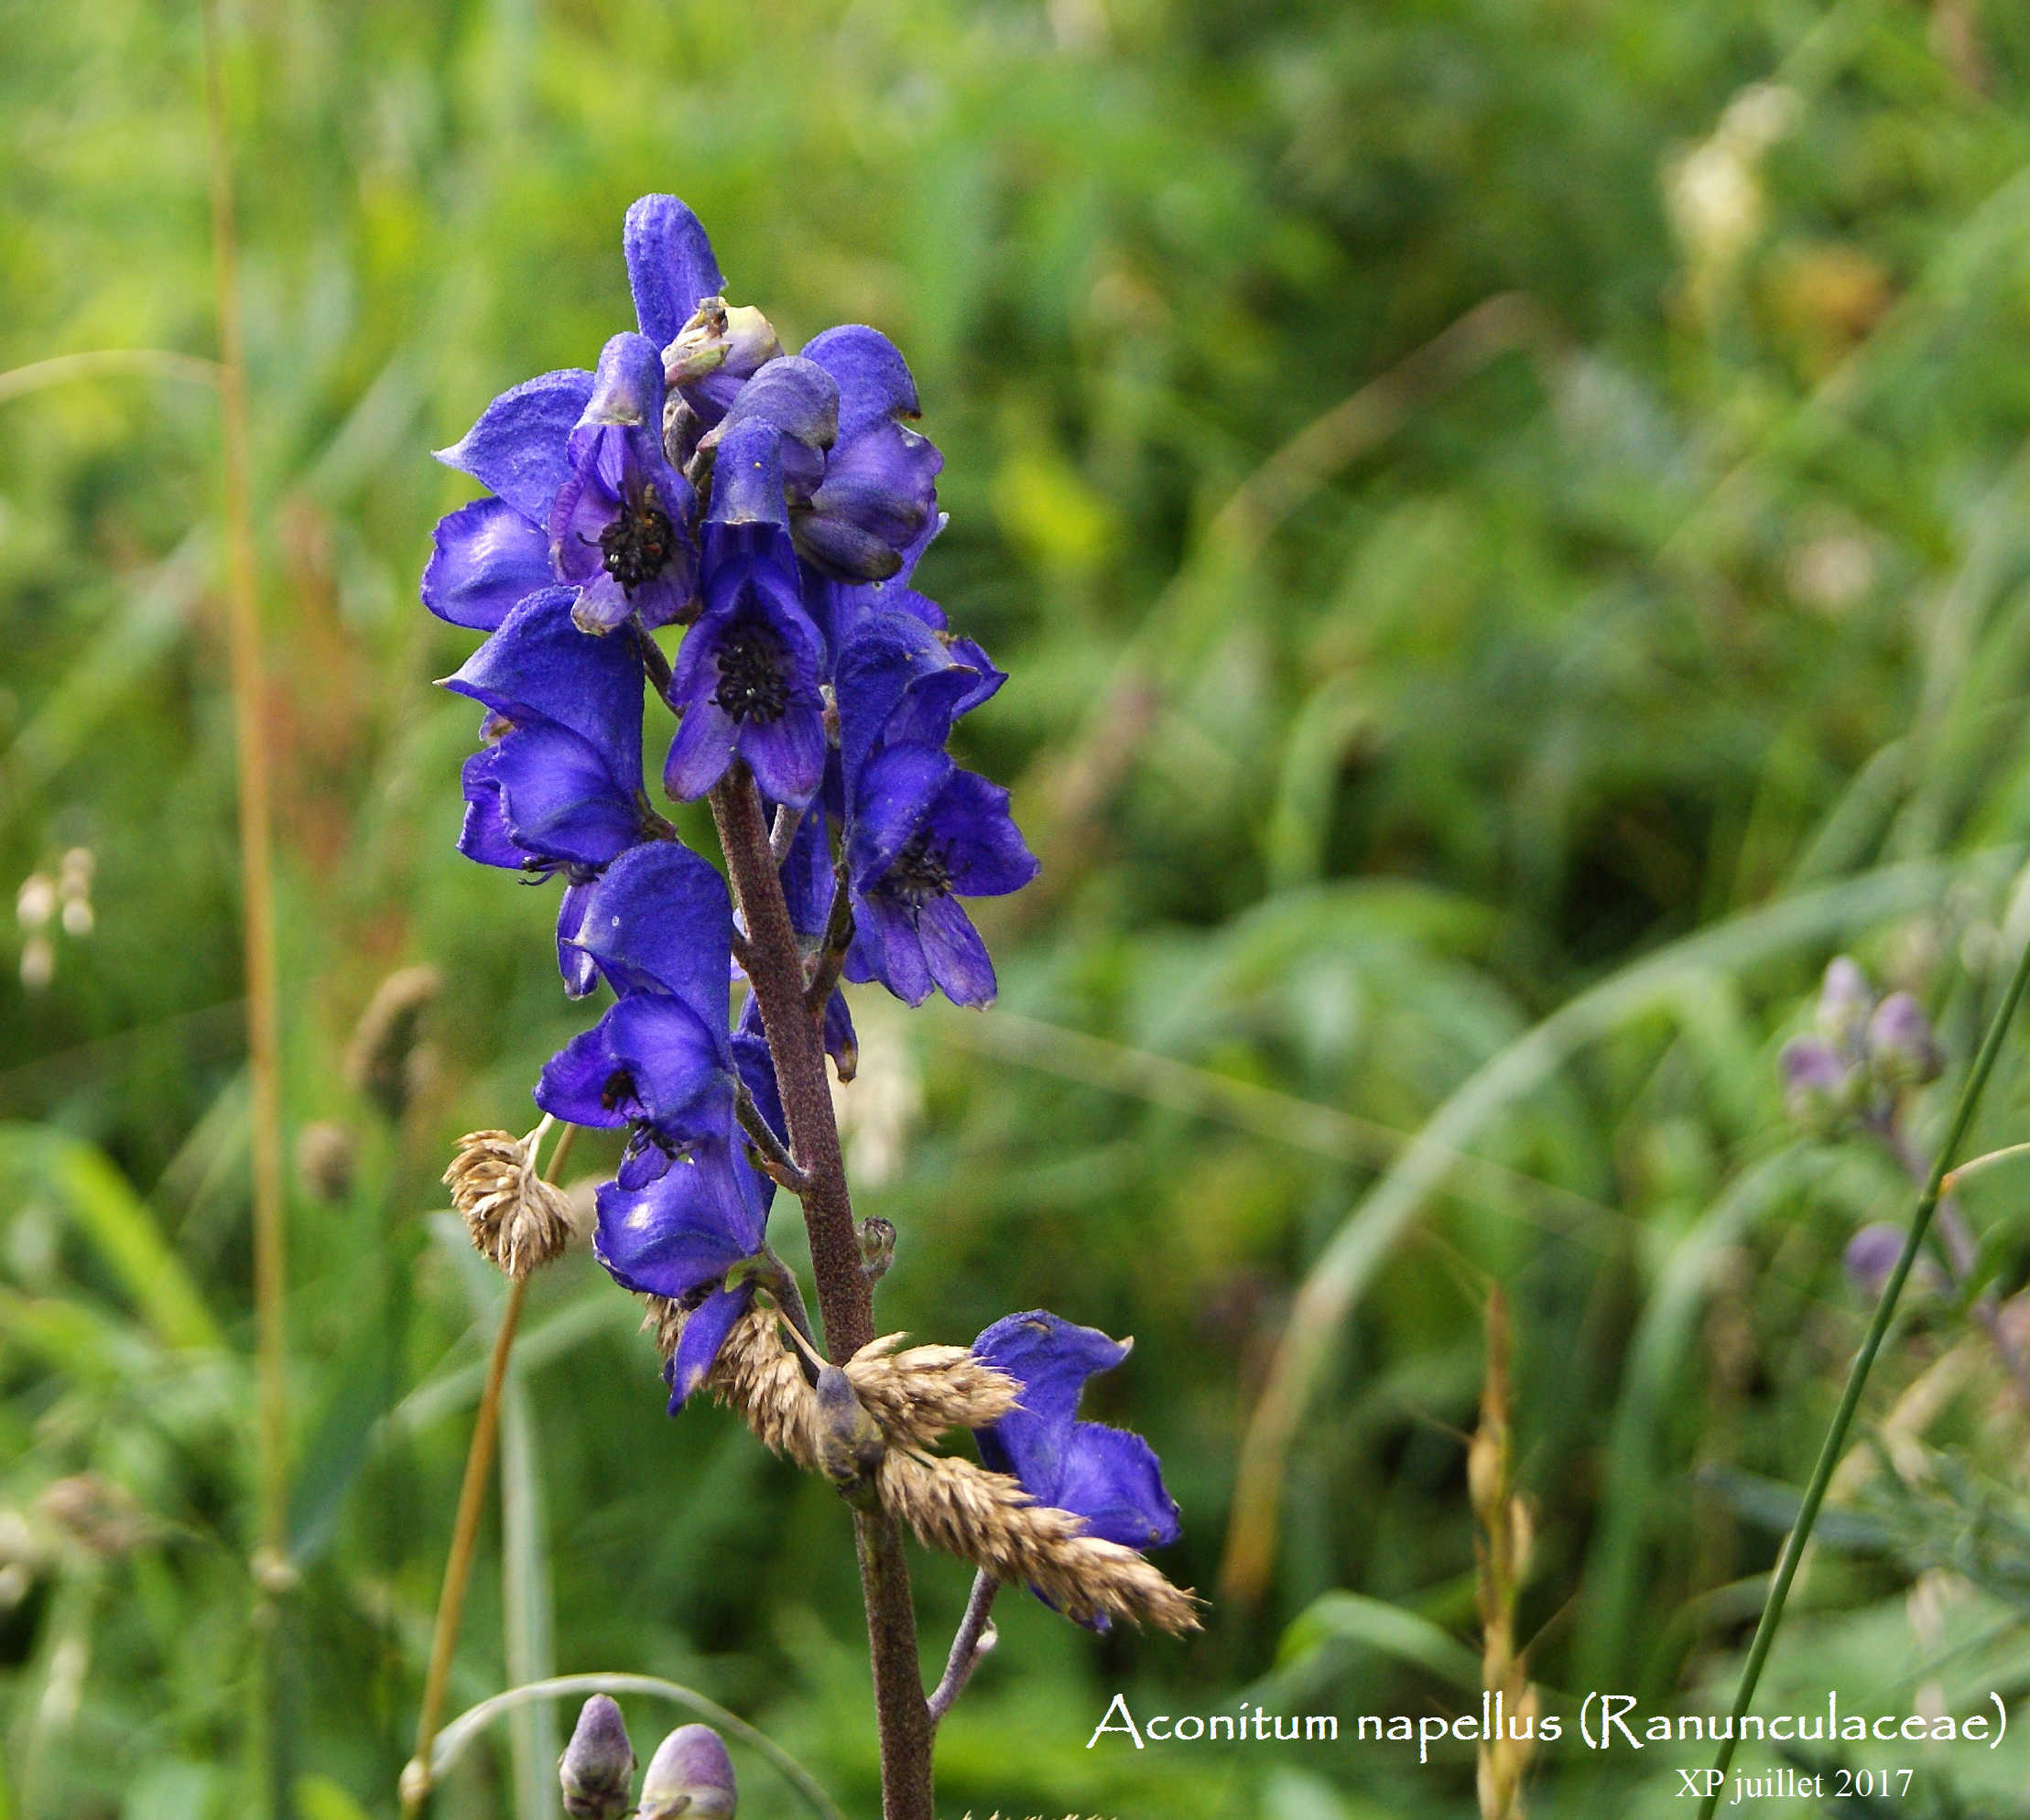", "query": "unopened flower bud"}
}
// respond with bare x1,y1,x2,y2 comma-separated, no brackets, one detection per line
1867,991,1941,1088
812,1363,886,1503
640,1723,736,1820
662,298,781,388
559,1694,636,1820
1780,1036,1851,1132
1815,956,1873,1053
859,1217,896,1282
